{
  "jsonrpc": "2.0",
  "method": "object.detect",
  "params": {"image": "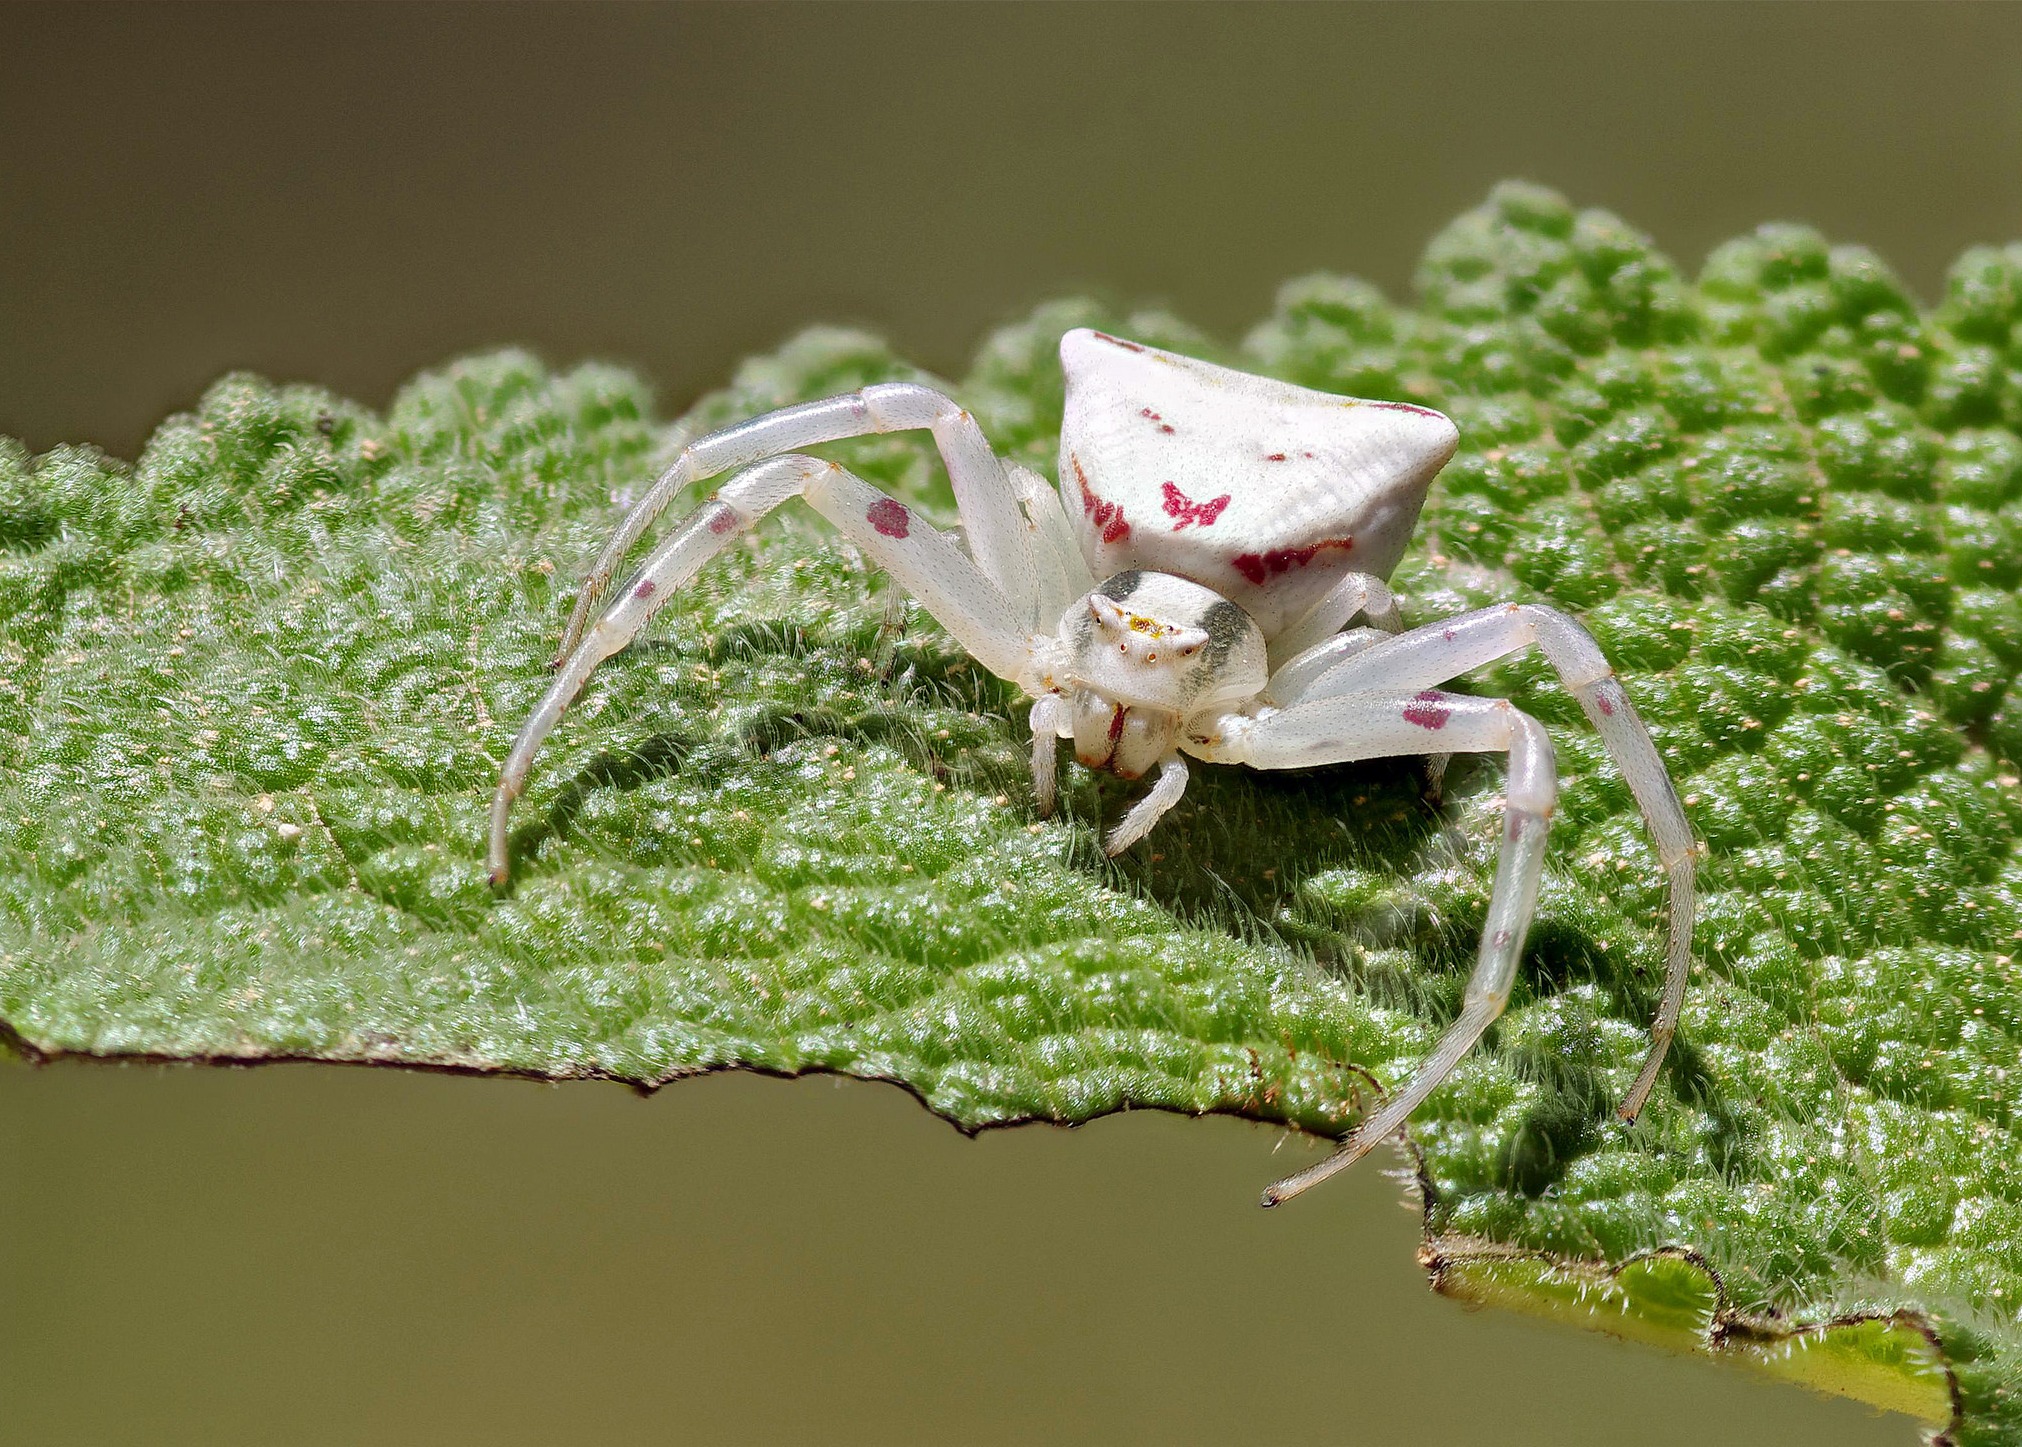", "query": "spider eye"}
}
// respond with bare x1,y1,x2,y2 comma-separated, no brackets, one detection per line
1146,652,1159,663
